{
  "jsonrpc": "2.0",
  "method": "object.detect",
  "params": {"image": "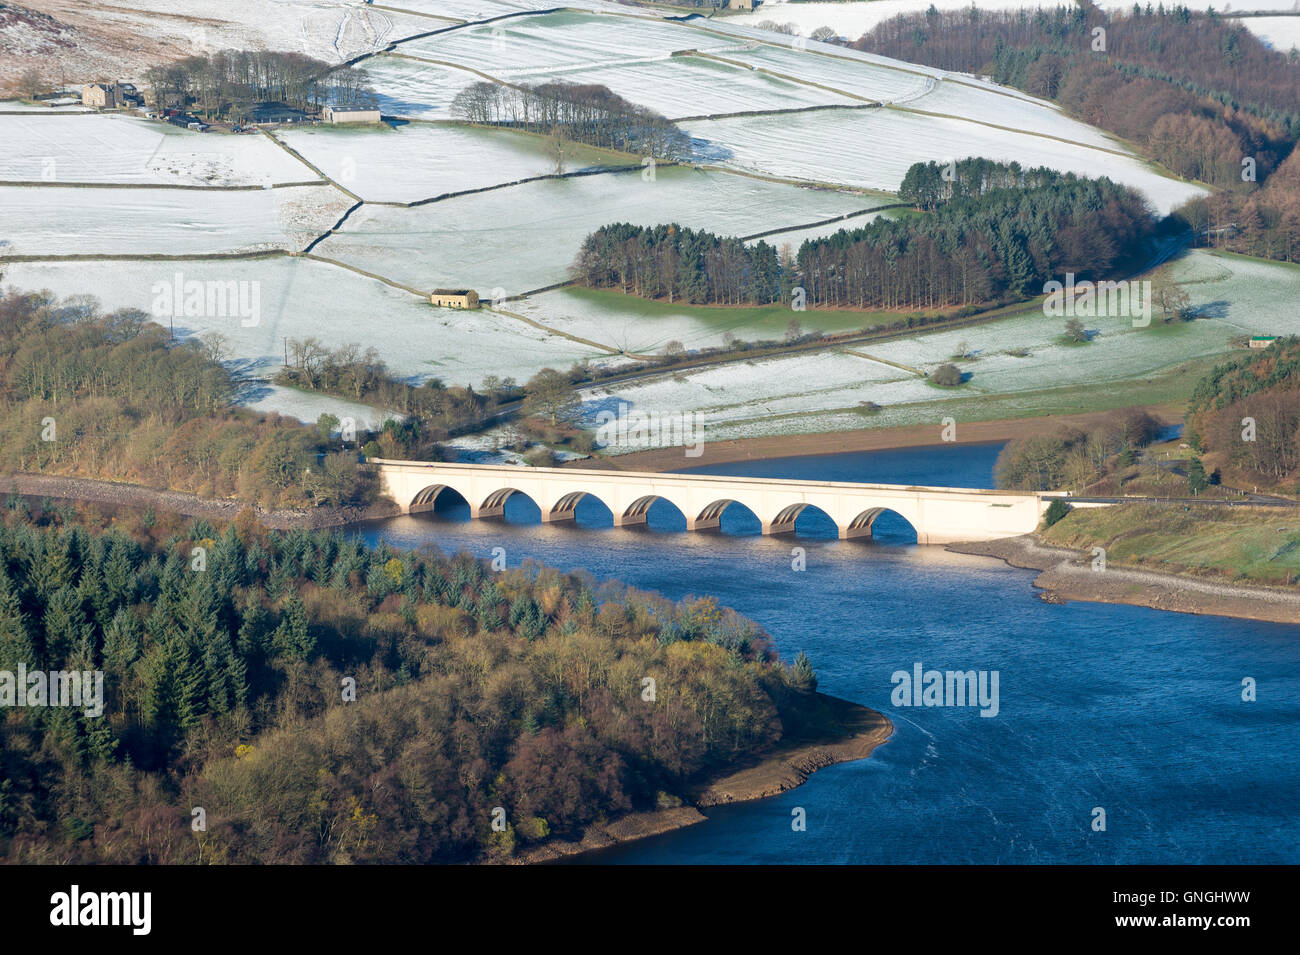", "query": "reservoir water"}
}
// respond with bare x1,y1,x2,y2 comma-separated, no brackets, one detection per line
358,442,1300,864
